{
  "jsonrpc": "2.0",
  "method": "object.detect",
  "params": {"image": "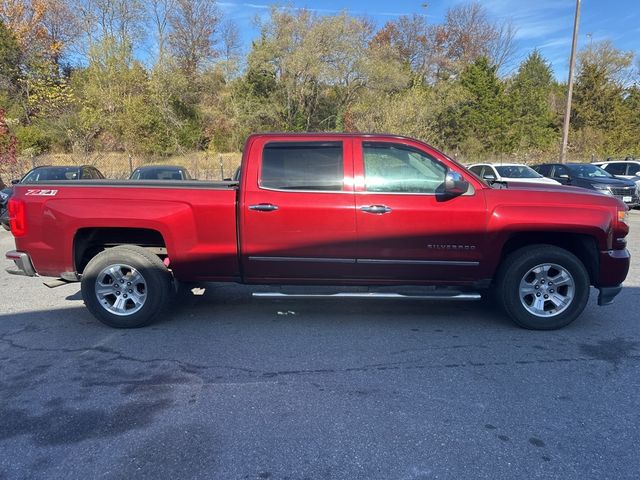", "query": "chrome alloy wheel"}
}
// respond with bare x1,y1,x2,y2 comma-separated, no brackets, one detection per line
518,263,575,317
95,264,147,316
